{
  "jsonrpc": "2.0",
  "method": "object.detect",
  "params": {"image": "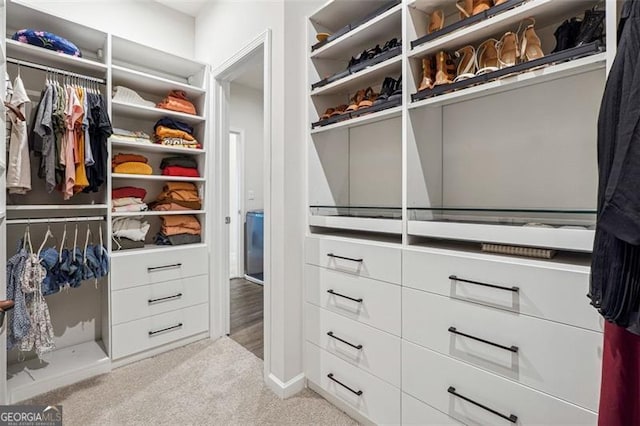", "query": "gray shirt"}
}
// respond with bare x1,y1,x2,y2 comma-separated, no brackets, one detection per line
33,84,55,193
